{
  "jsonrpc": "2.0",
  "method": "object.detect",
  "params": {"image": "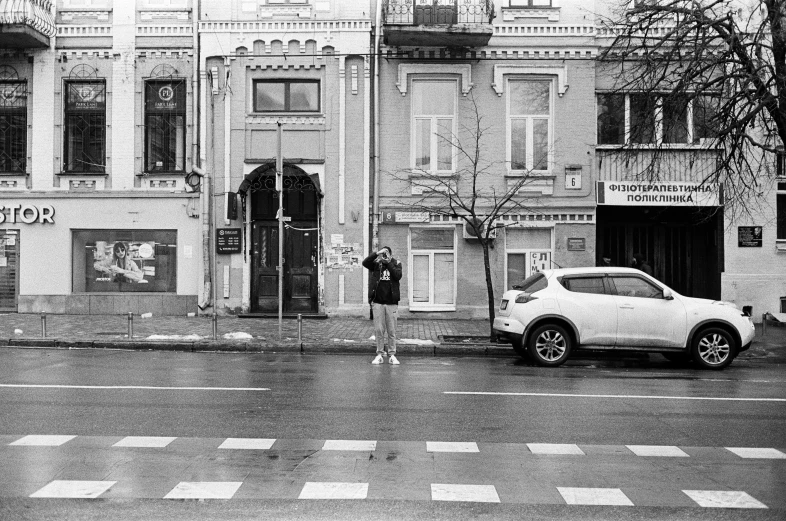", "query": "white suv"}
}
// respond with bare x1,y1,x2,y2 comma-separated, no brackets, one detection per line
493,267,755,369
